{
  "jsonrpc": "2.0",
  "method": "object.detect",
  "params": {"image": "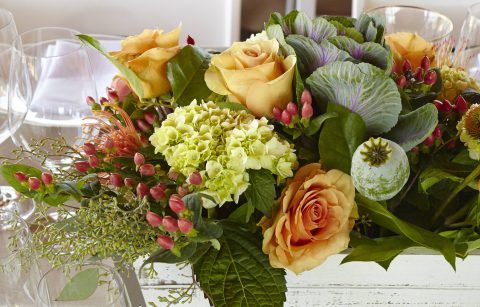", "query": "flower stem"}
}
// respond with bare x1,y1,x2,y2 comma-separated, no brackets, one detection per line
432,163,480,223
